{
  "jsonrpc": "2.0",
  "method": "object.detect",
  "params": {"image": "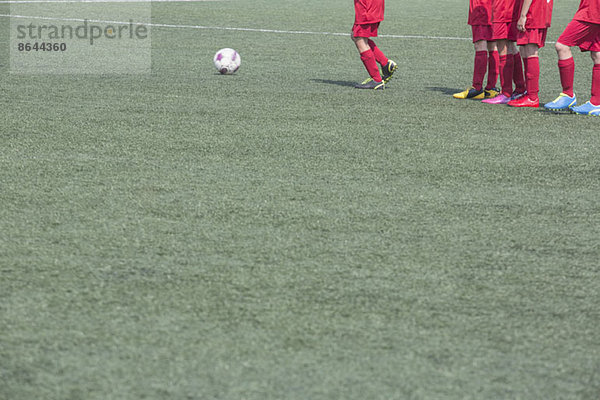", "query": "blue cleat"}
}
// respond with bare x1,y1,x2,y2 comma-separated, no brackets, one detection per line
571,101,600,116
544,93,577,111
